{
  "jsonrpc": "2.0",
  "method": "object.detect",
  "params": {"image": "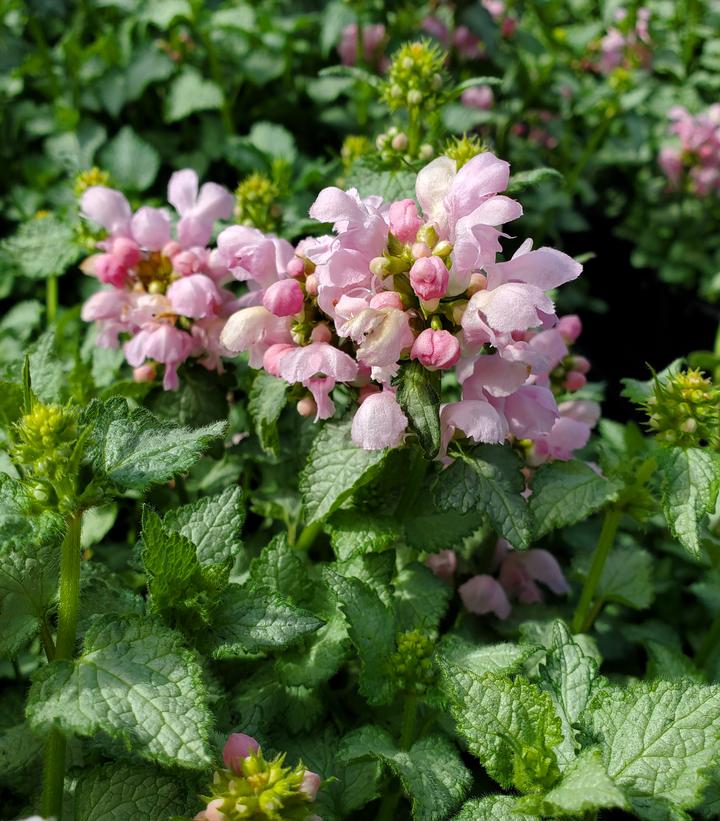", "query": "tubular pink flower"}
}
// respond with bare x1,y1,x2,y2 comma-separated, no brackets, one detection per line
217,225,295,289
499,549,570,603
411,329,461,370
130,206,171,251
339,306,414,374
81,289,130,322
337,23,386,67
462,354,530,398
94,254,129,288
388,198,423,243
167,169,234,247
279,342,359,385
557,314,582,343
300,770,322,801
124,323,193,390
409,256,449,301
223,733,260,774
462,283,555,344
263,343,296,377
263,278,305,317
504,385,557,439
81,186,132,236
459,575,511,619
461,85,494,110
111,237,142,269
167,274,222,319
426,549,457,582
220,306,292,368
440,400,508,452
351,389,408,450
